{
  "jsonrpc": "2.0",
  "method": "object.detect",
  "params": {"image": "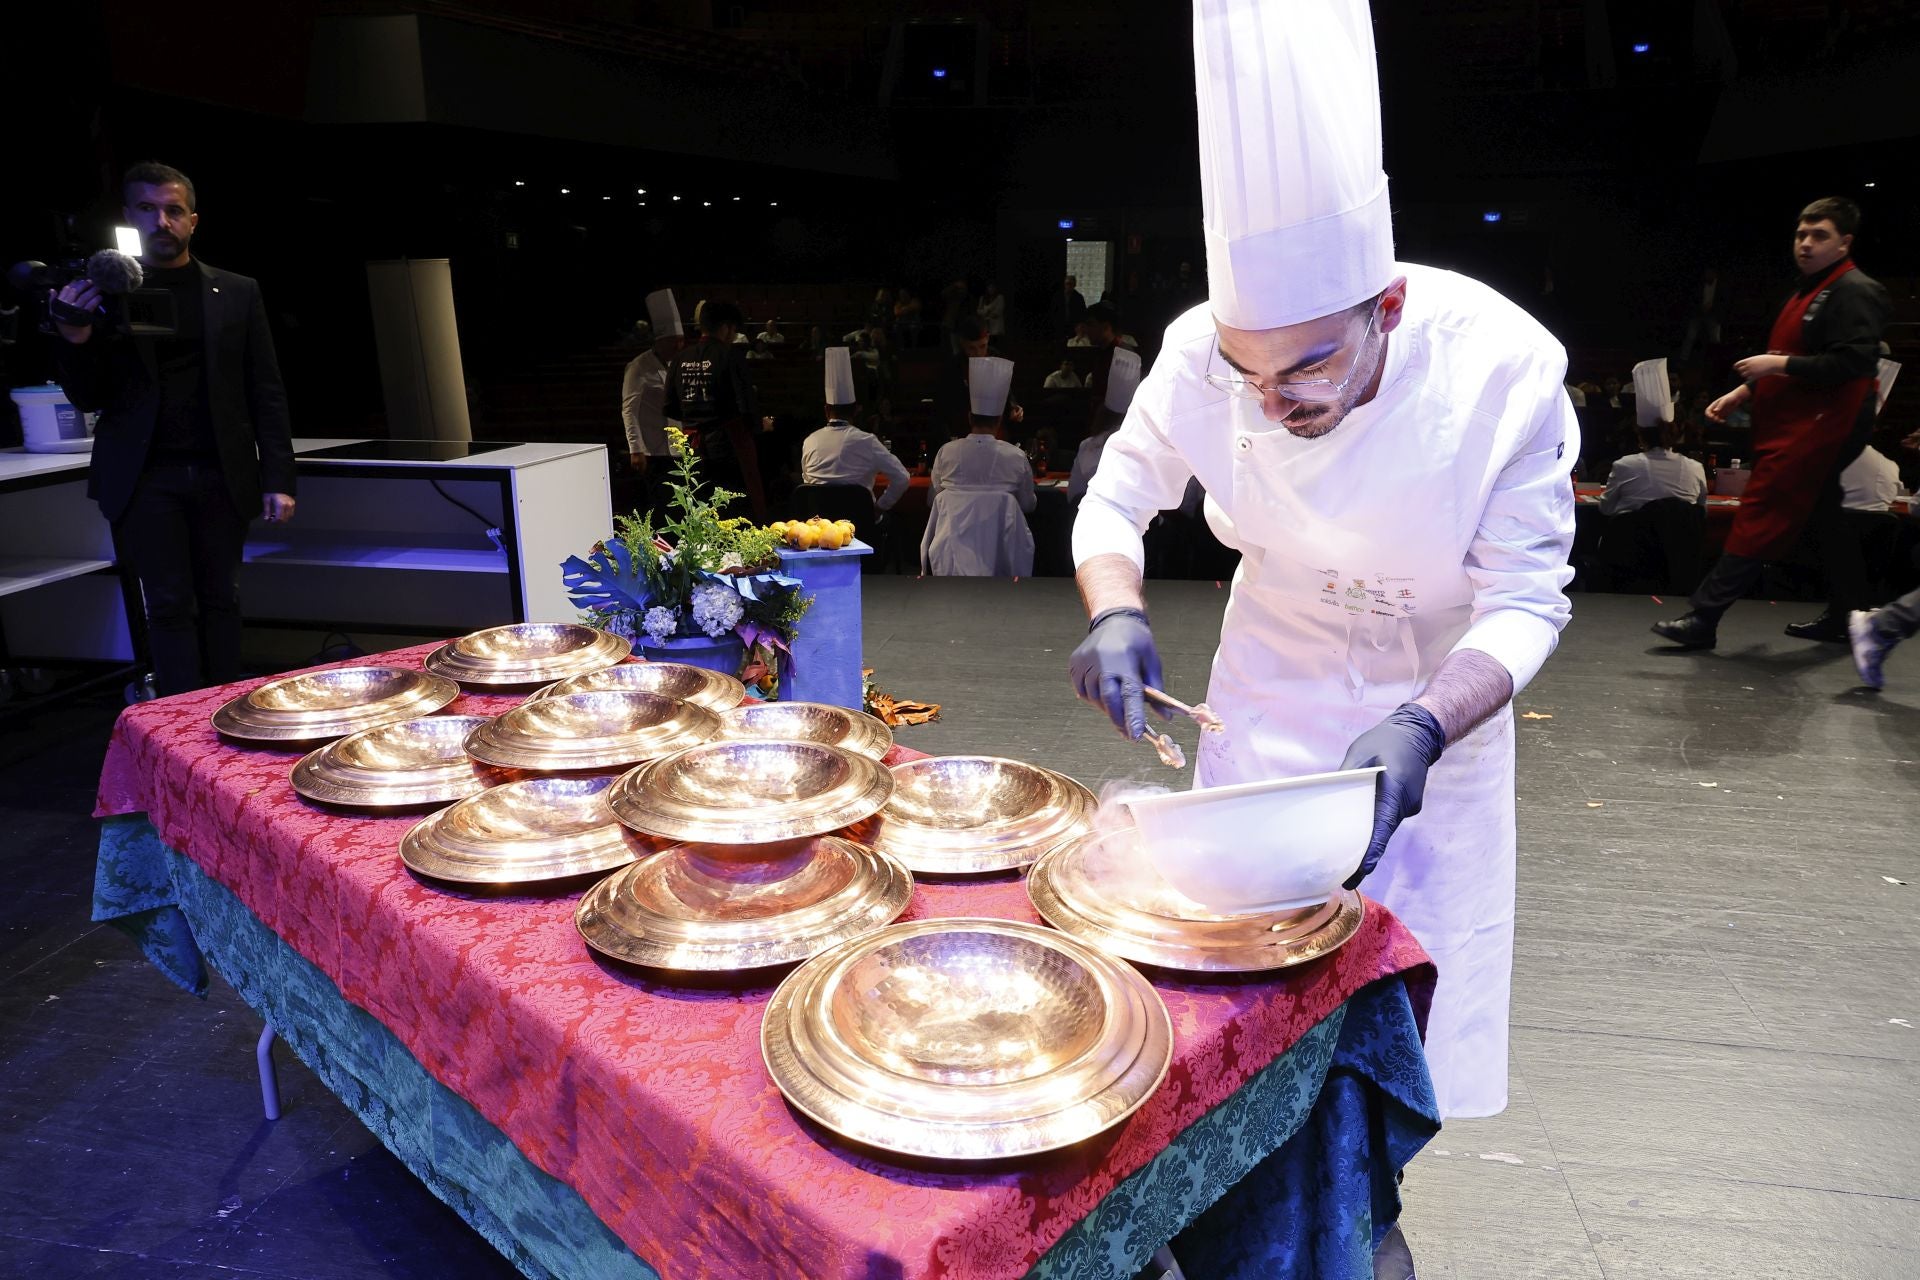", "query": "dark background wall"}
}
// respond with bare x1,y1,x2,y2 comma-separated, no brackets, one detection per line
5,0,1917,437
